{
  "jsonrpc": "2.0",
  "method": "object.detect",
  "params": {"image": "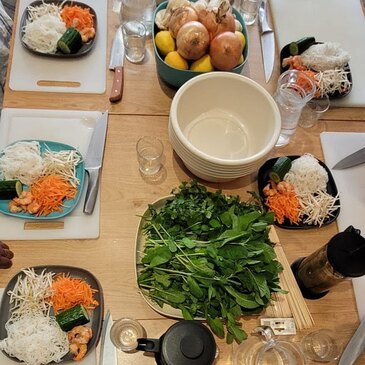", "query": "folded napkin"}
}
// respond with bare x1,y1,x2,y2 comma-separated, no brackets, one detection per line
0,288,97,365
